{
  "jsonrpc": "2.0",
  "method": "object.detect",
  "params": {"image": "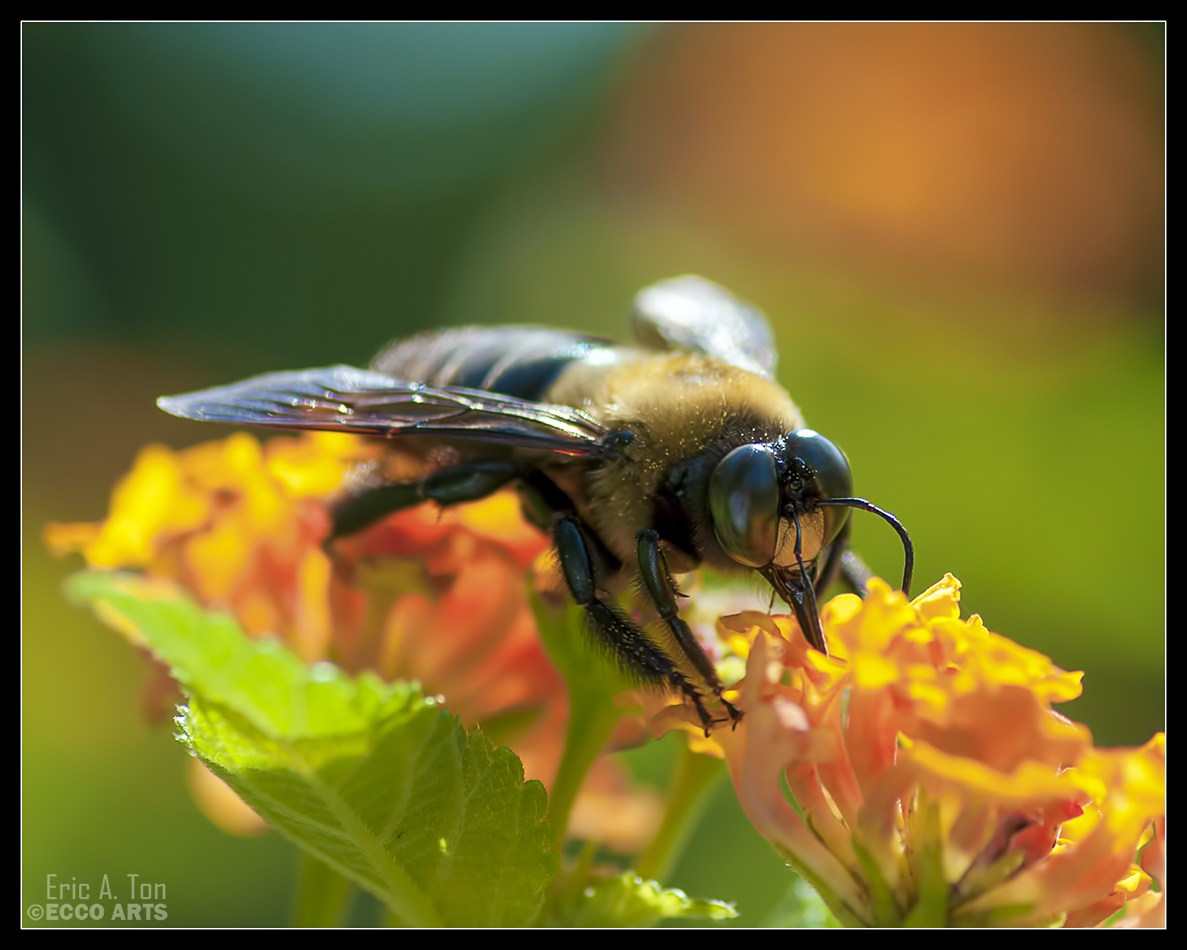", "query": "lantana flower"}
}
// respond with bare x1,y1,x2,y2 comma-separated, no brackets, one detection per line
680,576,1165,927
47,431,656,849
48,432,1164,926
